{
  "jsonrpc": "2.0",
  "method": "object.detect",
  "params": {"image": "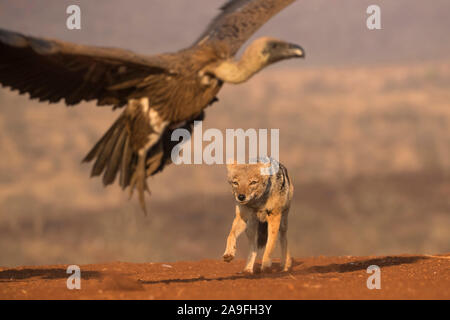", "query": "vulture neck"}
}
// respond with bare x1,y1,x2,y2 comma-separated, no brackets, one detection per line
212,49,268,84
